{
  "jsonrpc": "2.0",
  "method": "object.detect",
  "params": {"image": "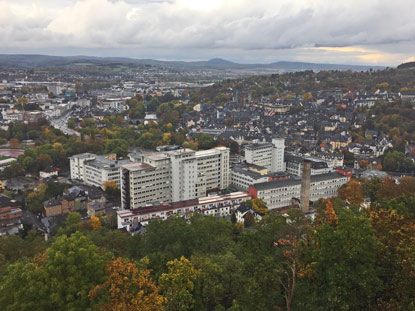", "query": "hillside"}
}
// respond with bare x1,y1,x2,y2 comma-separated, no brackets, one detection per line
0,54,385,73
